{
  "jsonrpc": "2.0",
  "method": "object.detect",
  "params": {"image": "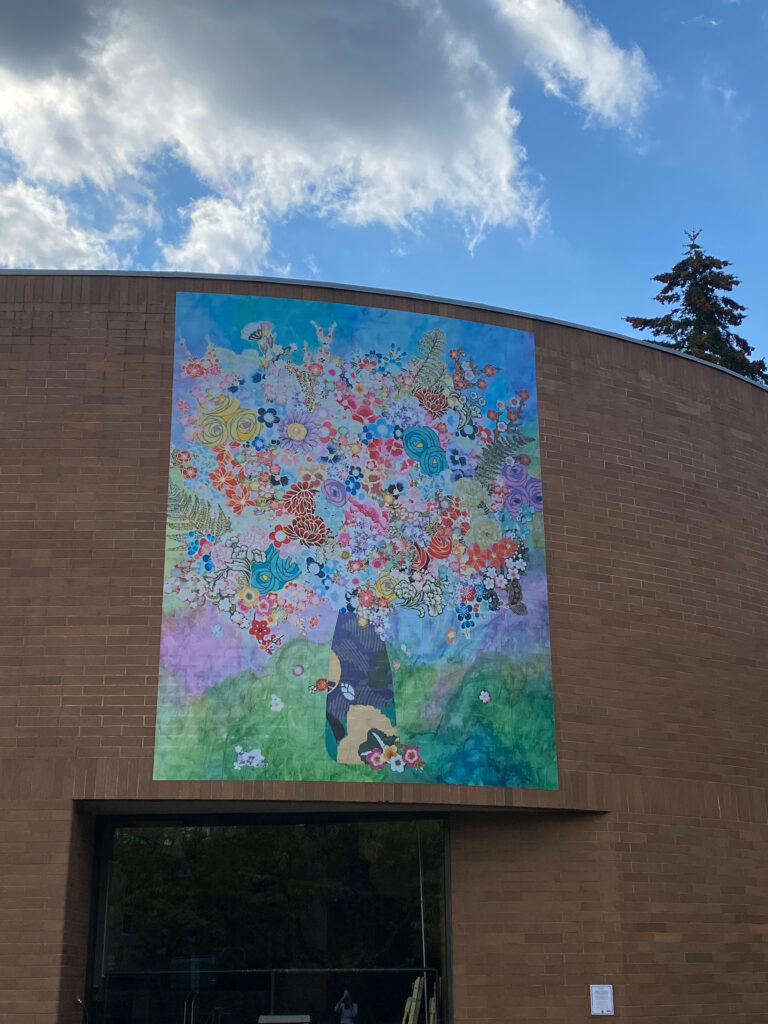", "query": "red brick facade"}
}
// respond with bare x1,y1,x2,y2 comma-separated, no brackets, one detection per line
1,274,766,1023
